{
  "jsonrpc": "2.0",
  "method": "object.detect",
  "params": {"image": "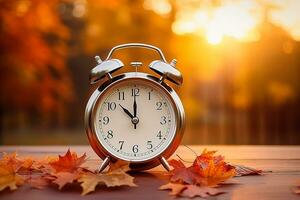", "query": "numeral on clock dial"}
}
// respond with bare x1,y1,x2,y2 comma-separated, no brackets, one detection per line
157,131,162,139
132,145,139,153
119,141,124,150
107,130,113,139
105,102,116,111
118,91,125,100
102,116,109,125
131,88,139,96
